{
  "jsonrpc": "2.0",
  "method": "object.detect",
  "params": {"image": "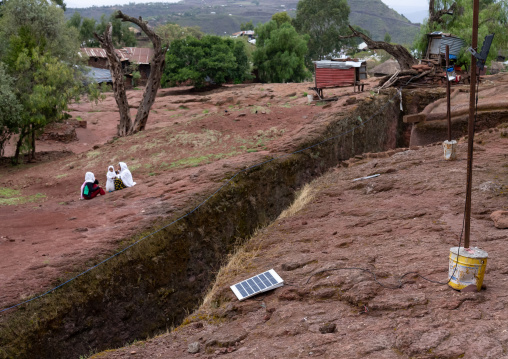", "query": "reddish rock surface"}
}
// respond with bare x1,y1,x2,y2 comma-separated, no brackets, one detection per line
0,81,372,309
95,127,508,359
491,210,508,229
